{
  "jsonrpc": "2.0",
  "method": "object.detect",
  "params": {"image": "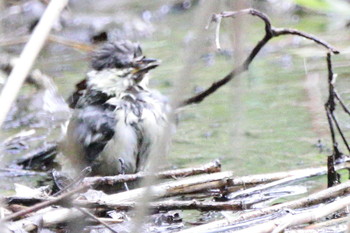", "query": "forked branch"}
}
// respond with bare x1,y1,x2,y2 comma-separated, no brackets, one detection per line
181,8,339,106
